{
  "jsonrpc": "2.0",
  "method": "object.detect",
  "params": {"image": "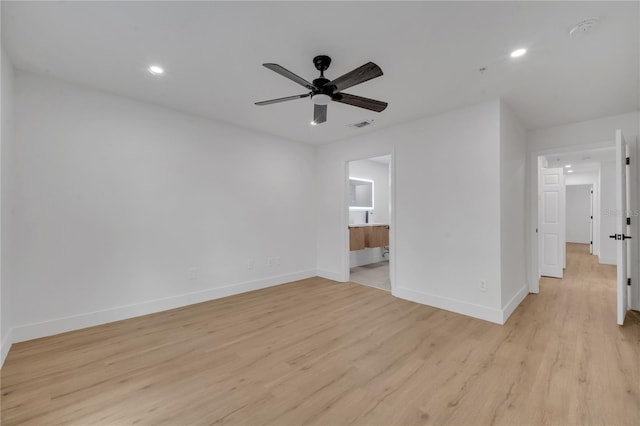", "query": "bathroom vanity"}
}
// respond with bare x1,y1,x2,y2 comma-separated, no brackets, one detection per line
349,224,389,251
